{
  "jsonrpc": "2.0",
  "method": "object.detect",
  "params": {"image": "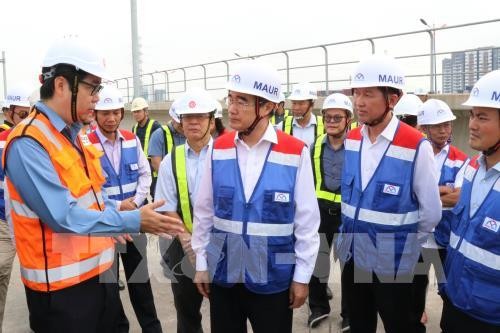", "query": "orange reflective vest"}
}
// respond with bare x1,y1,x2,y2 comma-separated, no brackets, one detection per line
3,110,115,292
